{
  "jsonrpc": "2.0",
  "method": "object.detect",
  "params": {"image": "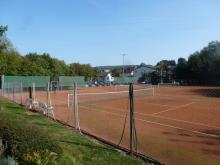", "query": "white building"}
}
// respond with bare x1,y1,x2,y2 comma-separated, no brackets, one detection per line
104,73,114,82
